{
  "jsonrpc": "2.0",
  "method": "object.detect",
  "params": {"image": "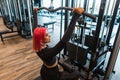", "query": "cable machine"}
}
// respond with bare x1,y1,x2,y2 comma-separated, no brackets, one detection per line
0,0,19,44
0,0,34,44
0,0,119,79
33,3,96,79
15,0,34,38
56,0,119,80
